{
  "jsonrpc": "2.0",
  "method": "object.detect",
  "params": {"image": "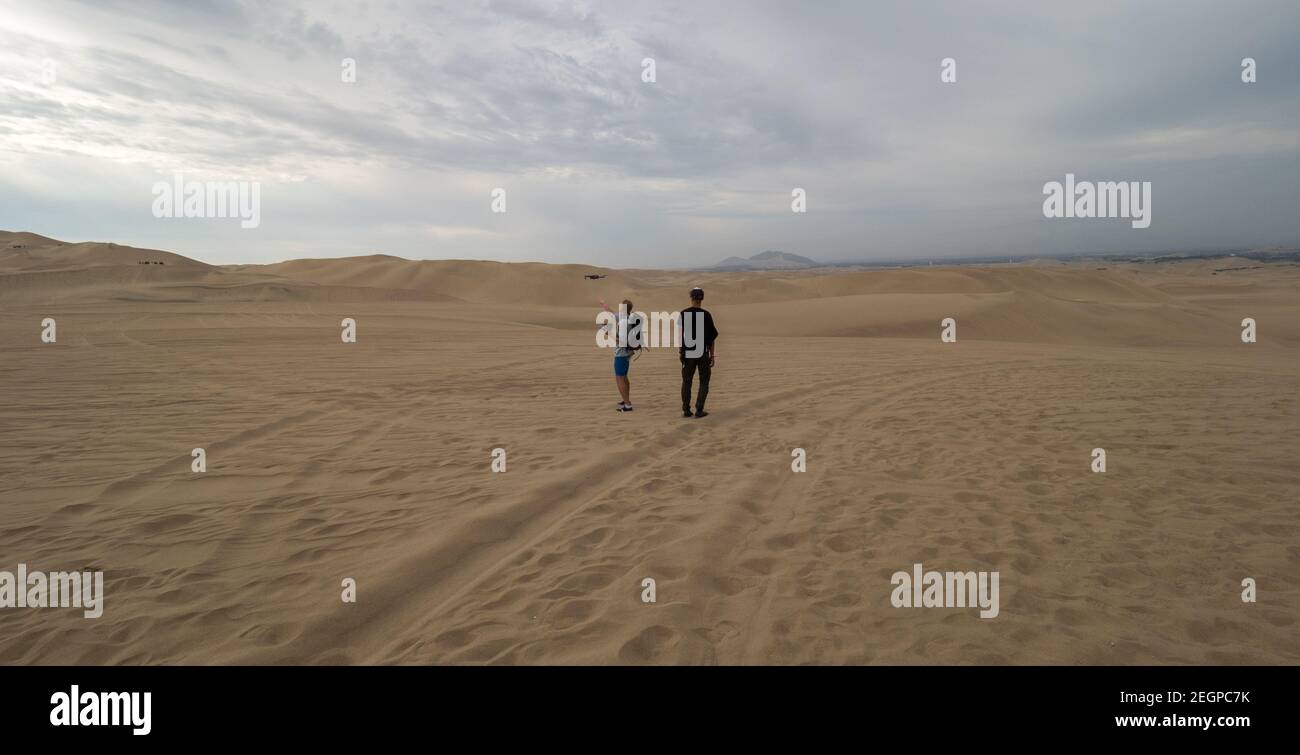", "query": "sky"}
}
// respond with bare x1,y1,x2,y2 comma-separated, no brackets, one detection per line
1,0,1298,267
